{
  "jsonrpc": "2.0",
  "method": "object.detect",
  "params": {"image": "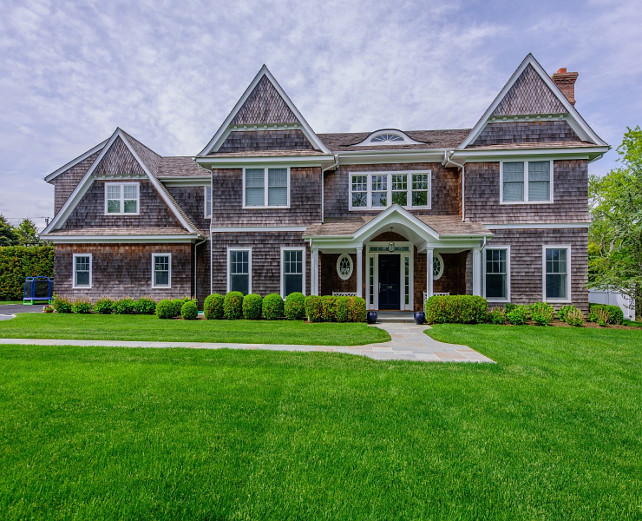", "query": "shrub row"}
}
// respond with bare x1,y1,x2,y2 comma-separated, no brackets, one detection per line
155,297,195,319
52,295,159,315
304,295,366,323
424,295,488,324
